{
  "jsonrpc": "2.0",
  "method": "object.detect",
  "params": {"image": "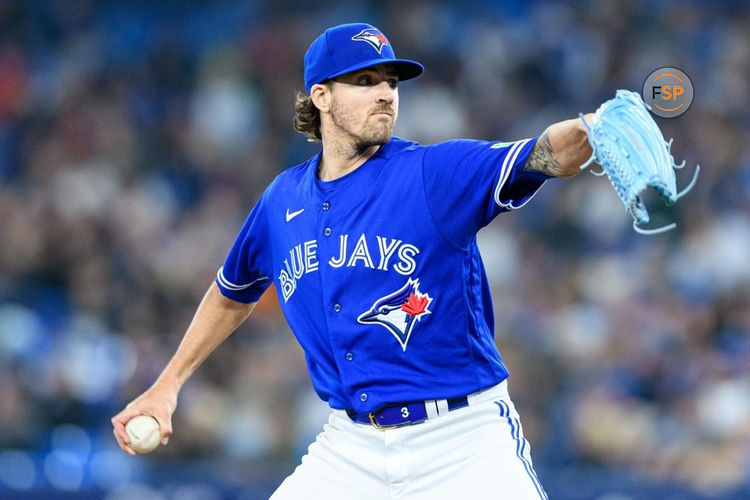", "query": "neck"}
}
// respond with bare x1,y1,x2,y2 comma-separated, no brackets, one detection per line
318,135,382,182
